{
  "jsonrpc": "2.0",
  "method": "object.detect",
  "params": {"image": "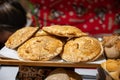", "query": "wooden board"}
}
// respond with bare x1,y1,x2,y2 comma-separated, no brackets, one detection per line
0,47,106,68
0,58,105,68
